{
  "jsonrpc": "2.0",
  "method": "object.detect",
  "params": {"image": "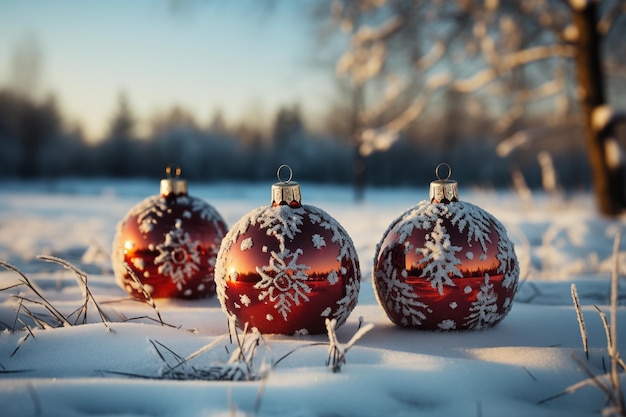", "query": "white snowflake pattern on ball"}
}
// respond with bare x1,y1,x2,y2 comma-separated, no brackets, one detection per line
130,196,169,234
240,237,254,251
240,294,251,307
374,247,427,326
373,198,518,329
256,247,312,321
155,219,201,290
131,257,145,270
465,274,501,329
320,307,331,317
312,233,326,249
214,204,360,328
418,218,462,295
438,319,456,330
327,270,339,285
